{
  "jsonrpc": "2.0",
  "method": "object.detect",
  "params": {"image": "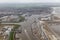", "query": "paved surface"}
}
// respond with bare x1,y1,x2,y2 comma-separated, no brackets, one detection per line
1,15,40,40
19,15,40,40
46,22,60,40
49,24,60,36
